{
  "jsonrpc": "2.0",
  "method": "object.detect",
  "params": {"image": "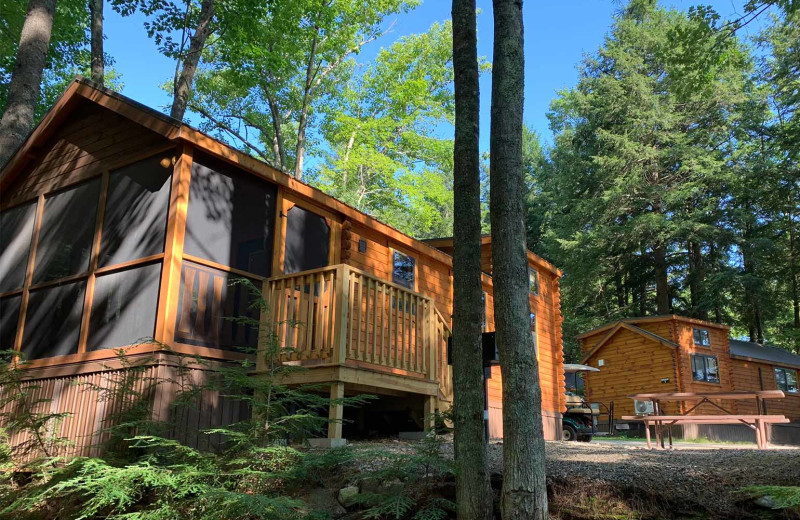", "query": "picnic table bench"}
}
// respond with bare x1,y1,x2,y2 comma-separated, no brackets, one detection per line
622,391,789,449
